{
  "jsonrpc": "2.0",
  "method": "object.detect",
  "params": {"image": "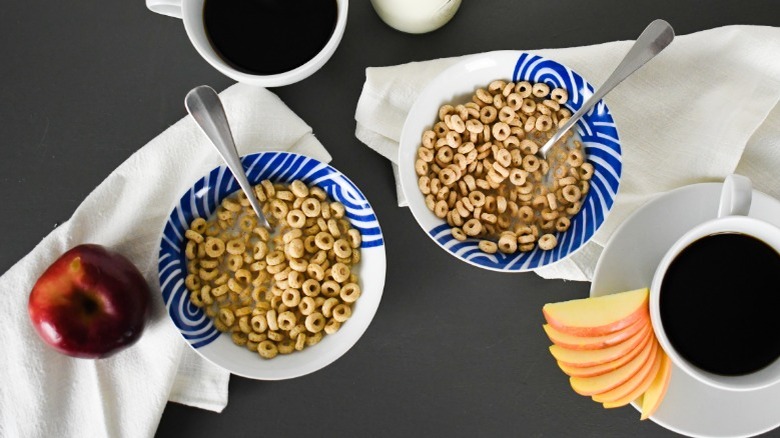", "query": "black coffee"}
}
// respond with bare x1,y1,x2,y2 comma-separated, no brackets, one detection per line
660,233,780,376
203,0,338,75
